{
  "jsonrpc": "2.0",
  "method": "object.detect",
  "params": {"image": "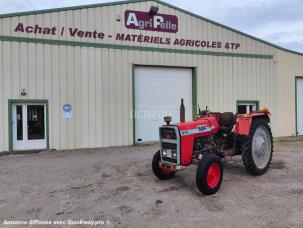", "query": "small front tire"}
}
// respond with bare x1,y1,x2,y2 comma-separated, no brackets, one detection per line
196,154,223,195
152,150,175,180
